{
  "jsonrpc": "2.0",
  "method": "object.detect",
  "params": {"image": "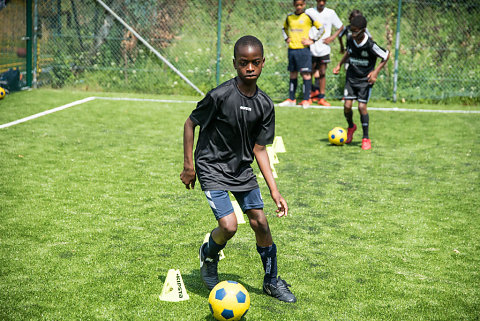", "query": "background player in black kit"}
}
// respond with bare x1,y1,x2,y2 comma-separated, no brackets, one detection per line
180,35,296,303
333,15,389,150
